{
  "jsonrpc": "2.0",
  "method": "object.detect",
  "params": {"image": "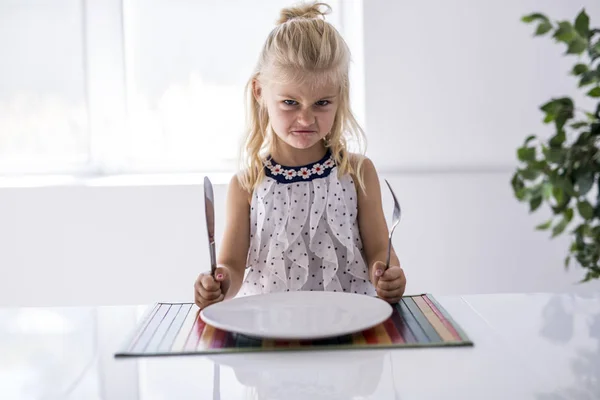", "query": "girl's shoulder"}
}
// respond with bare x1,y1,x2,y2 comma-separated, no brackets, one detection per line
338,151,375,170
344,151,366,167
337,151,378,189
228,170,255,206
